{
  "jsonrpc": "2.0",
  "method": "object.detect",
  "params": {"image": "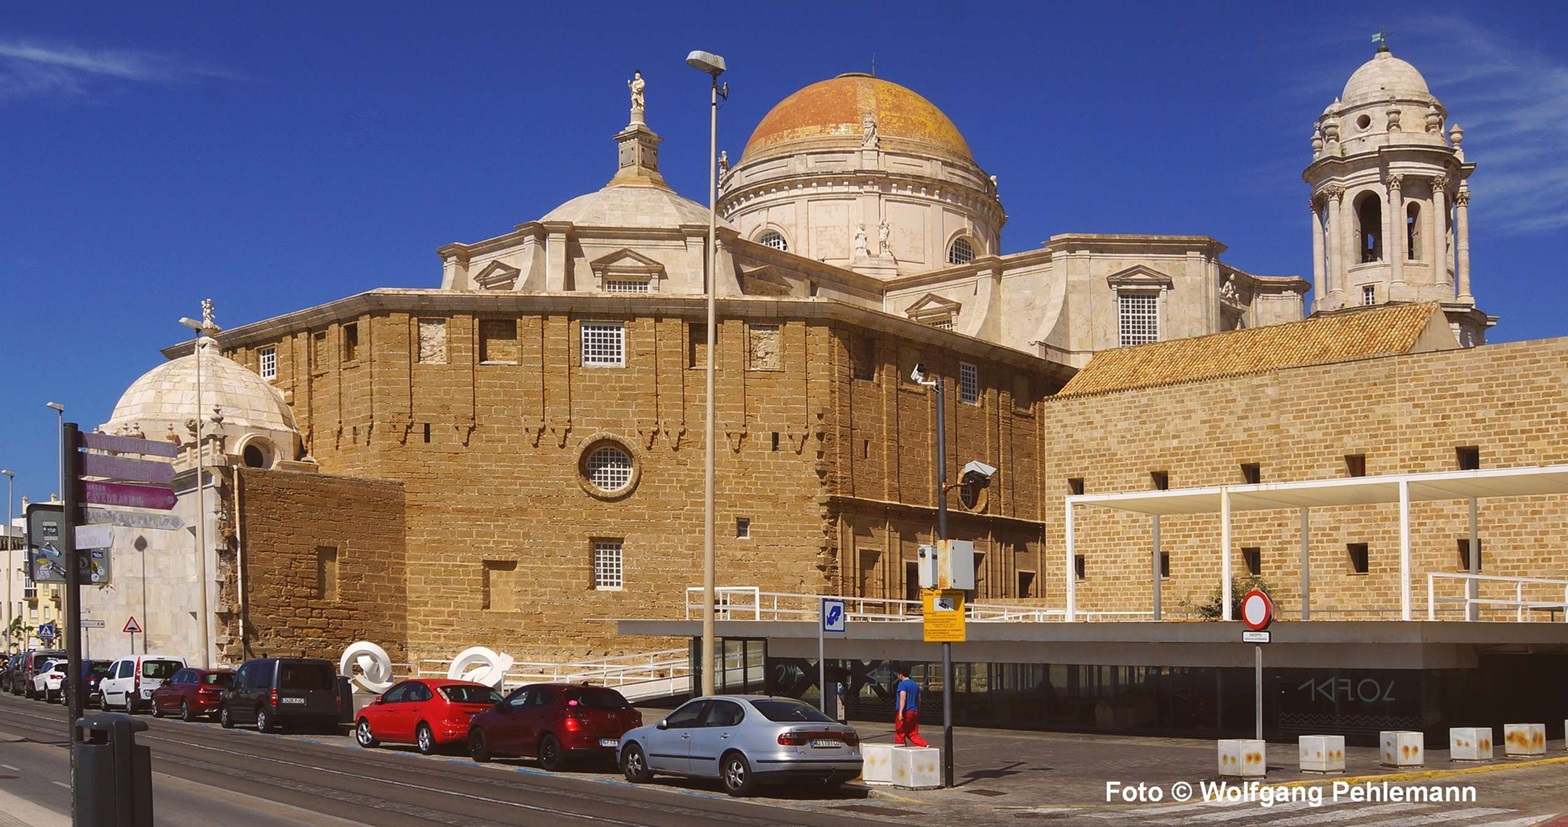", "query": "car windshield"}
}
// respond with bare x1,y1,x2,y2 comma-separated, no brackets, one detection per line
141,660,181,679
564,688,630,709
440,685,502,705
750,698,838,723
202,673,234,687
278,662,336,691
